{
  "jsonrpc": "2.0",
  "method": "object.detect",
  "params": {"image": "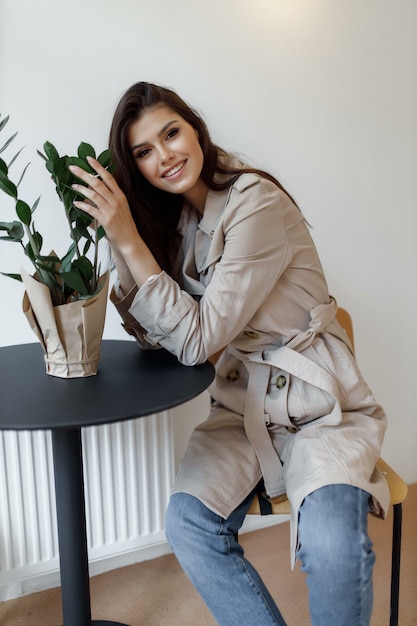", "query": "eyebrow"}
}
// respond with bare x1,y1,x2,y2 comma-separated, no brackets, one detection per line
130,120,179,152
